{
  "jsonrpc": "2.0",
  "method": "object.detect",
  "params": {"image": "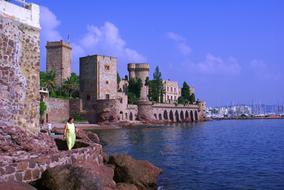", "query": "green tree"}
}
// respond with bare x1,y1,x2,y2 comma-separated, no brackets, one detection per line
148,66,164,103
127,78,142,104
62,73,80,98
178,96,187,105
127,92,138,104
179,82,197,104
40,71,46,88
40,71,56,93
181,81,190,101
39,101,47,116
190,93,196,103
